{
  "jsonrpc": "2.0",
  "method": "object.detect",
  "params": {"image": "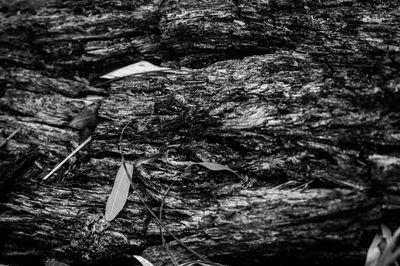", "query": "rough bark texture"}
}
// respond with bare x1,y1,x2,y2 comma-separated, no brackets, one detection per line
1,0,400,265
